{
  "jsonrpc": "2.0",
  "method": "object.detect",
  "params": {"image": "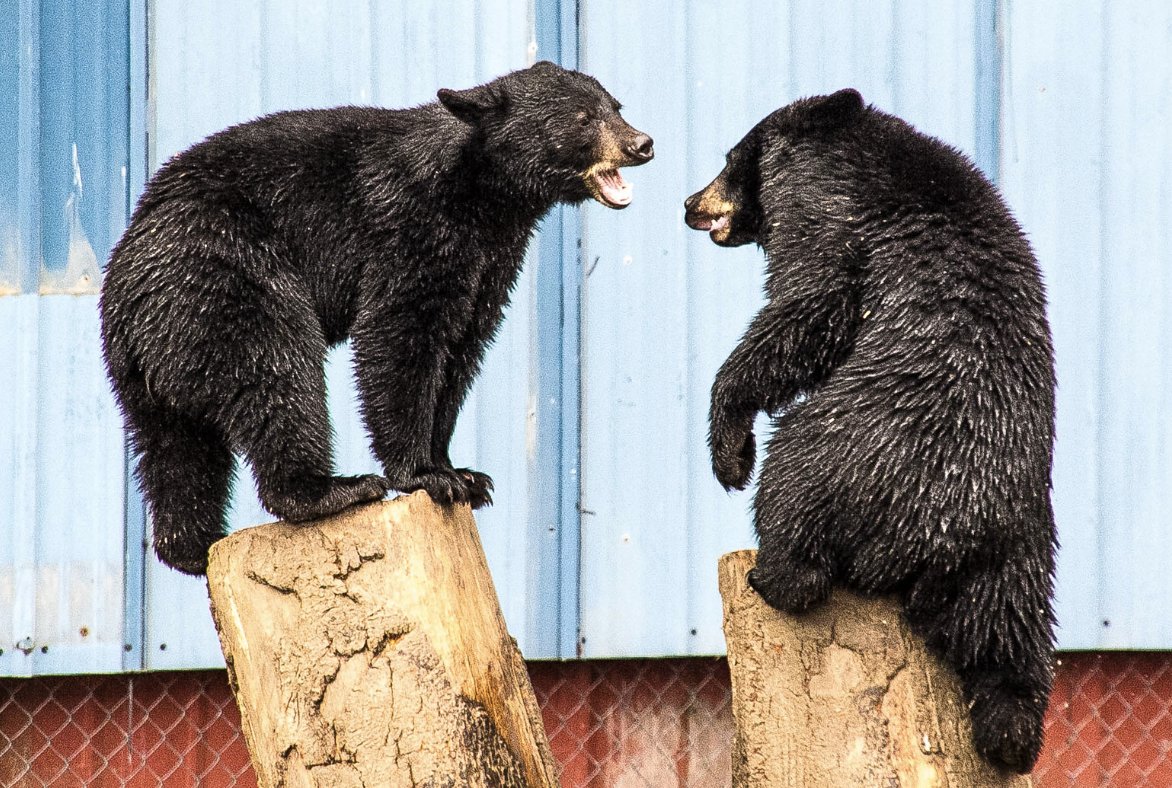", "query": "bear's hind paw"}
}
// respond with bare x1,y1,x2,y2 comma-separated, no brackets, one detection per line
747,563,831,614
969,687,1045,774
264,474,389,523
453,468,495,509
